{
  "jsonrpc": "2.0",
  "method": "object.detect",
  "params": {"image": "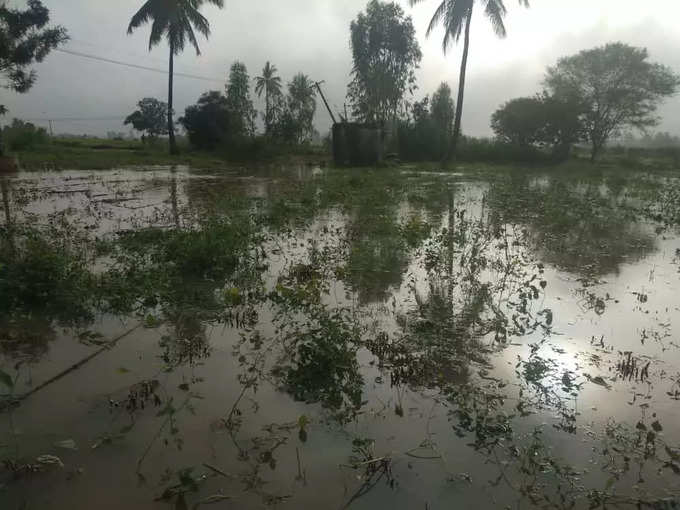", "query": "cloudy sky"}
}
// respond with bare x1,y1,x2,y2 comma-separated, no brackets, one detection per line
4,0,680,137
